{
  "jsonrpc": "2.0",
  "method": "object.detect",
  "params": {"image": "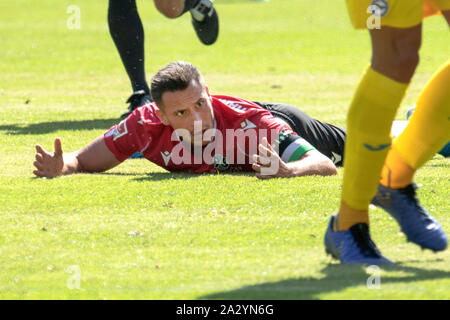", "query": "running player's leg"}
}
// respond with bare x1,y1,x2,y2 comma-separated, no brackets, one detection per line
374,60,449,251
154,0,219,45
108,0,149,95
375,2,450,251
338,24,421,230
325,0,426,264
380,61,450,189
108,0,152,119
